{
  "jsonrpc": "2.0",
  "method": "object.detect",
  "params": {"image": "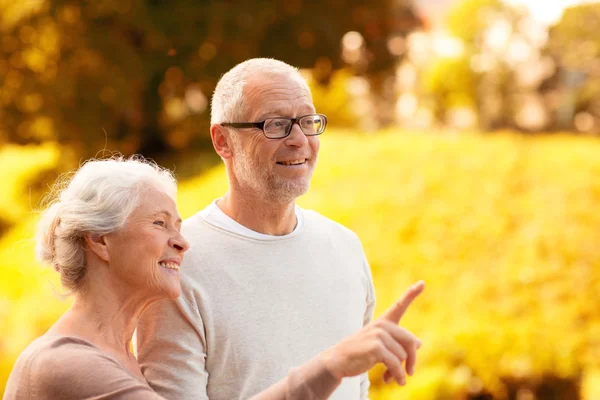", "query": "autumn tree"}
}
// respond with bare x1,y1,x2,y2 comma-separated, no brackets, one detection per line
0,0,420,161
